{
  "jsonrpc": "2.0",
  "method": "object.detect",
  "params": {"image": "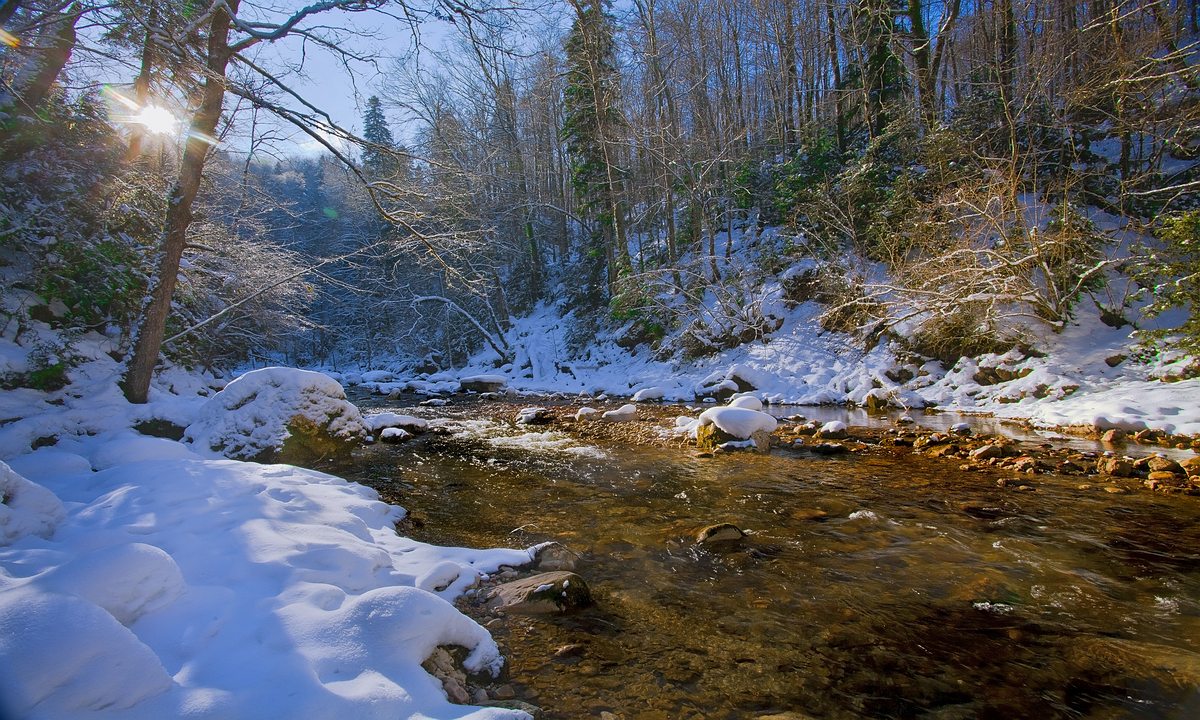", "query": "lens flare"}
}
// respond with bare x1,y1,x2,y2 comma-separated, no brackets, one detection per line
135,105,178,135
0,29,18,48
